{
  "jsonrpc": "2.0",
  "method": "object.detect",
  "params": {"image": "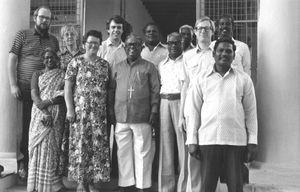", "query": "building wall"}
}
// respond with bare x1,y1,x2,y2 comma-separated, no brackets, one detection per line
257,0,300,167
85,0,154,41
